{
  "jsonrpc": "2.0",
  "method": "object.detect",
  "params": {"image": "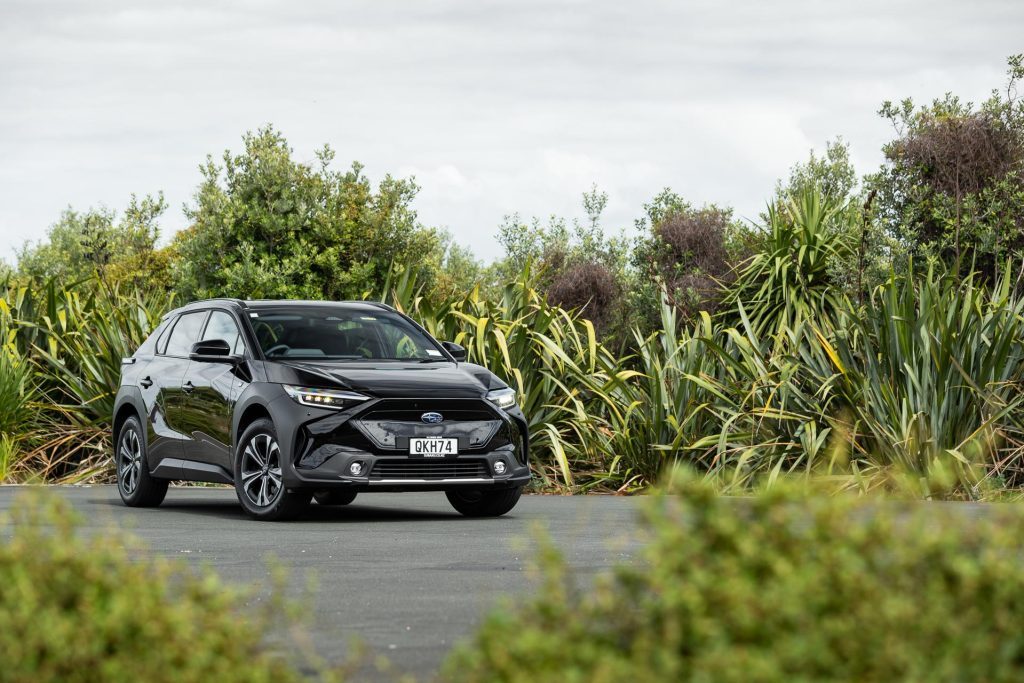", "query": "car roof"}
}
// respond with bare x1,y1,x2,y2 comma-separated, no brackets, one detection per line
163,298,396,319
243,299,393,310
